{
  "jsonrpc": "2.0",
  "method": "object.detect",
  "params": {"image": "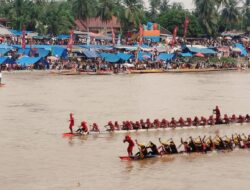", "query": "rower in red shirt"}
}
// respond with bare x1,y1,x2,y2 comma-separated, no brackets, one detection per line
186,118,192,127
200,116,207,126
170,117,177,128
81,121,88,133
178,117,185,127
245,114,250,122
207,115,215,125
140,119,146,129
223,114,230,124
114,121,120,130
107,121,115,131
69,113,74,134
153,119,161,128
134,121,141,130
146,118,152,129
230,114,237,123
238,115,245,123
161,119,169,128
213,106,222,124
193,116,200,126
91,122,100,133
123,135,135,157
